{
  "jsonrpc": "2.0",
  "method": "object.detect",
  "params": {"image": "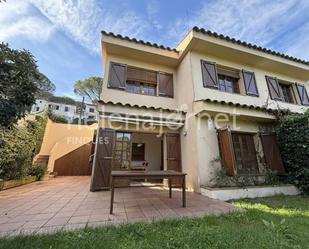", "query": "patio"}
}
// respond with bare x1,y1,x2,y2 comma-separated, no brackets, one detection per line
0,176,240,236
